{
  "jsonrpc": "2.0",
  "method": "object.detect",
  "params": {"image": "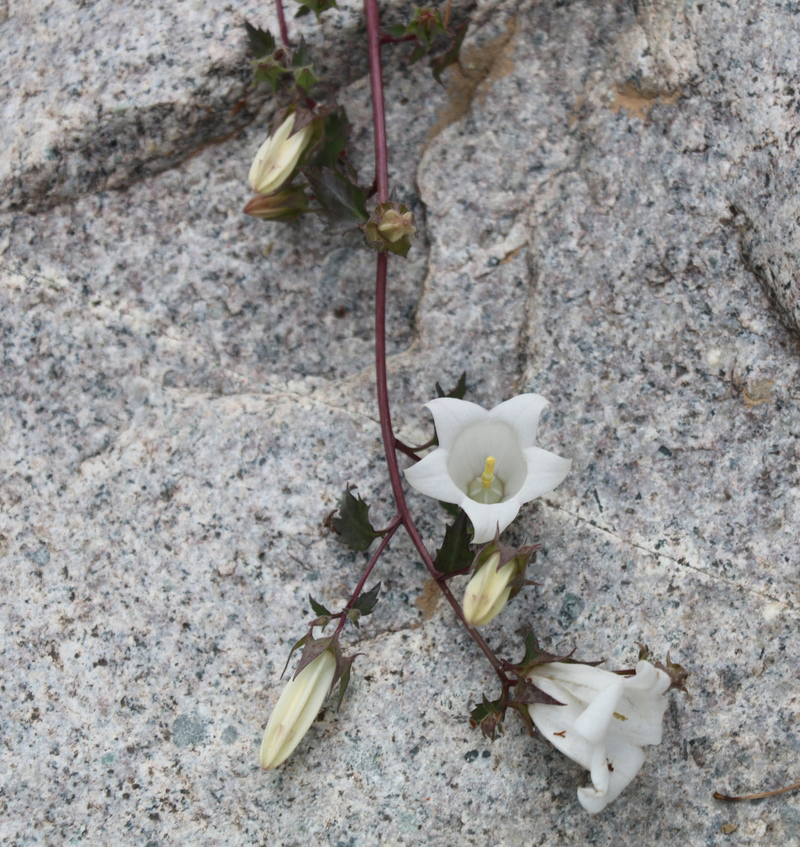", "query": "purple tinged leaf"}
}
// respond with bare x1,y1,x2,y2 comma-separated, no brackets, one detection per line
352,582,381,617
